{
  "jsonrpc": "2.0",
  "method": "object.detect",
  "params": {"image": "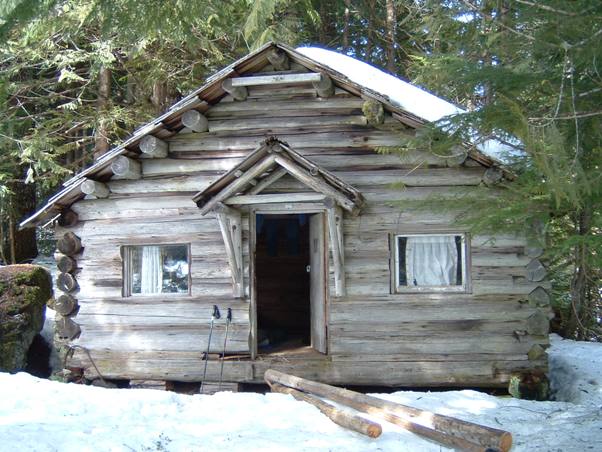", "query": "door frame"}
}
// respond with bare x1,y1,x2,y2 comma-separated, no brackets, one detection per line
249,204,329,359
